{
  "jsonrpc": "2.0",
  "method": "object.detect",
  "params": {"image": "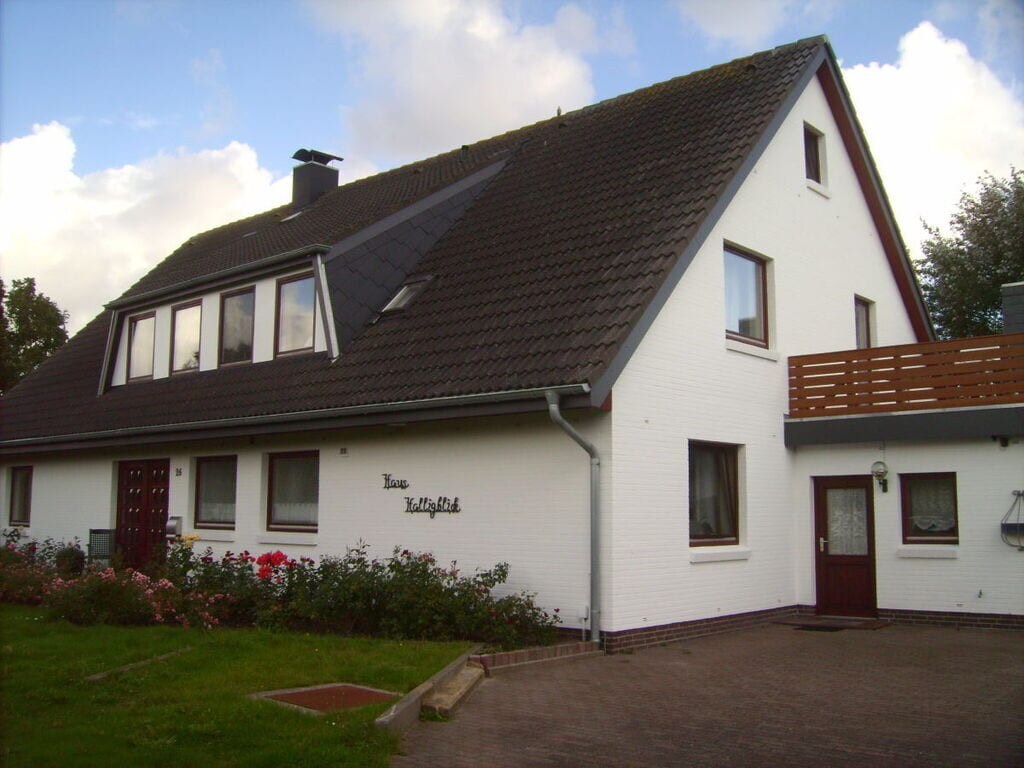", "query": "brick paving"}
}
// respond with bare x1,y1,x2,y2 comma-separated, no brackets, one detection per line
392,624,1024,767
